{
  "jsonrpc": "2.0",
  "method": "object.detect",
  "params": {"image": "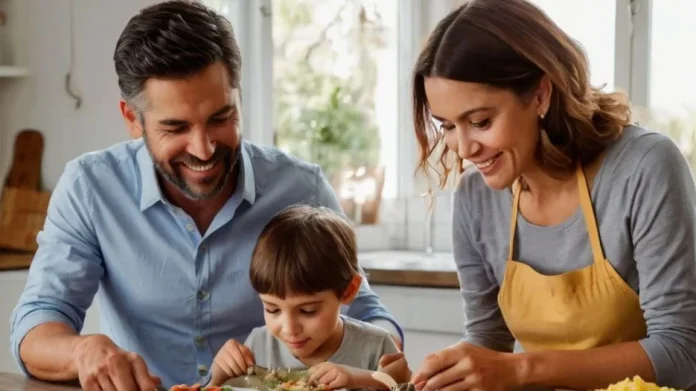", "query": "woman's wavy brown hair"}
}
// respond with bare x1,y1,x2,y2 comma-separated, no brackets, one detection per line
413,0,631,189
